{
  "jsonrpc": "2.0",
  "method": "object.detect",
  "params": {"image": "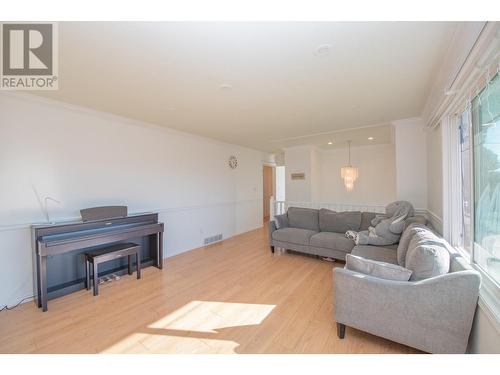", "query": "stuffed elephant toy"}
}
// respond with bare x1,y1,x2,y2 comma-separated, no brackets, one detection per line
346,201,415,246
